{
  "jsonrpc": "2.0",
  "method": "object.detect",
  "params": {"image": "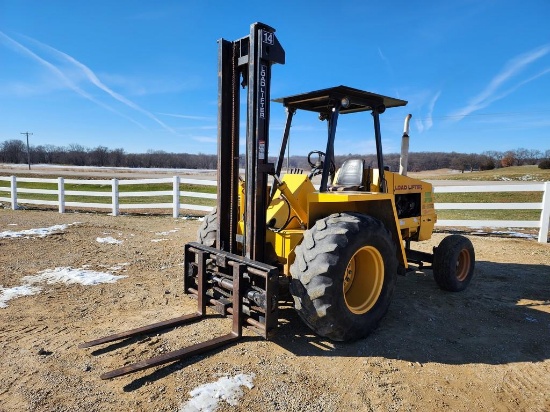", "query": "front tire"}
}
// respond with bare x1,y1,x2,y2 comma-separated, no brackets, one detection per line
197,207,217,247
433,235,475,292
289,213,397,341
